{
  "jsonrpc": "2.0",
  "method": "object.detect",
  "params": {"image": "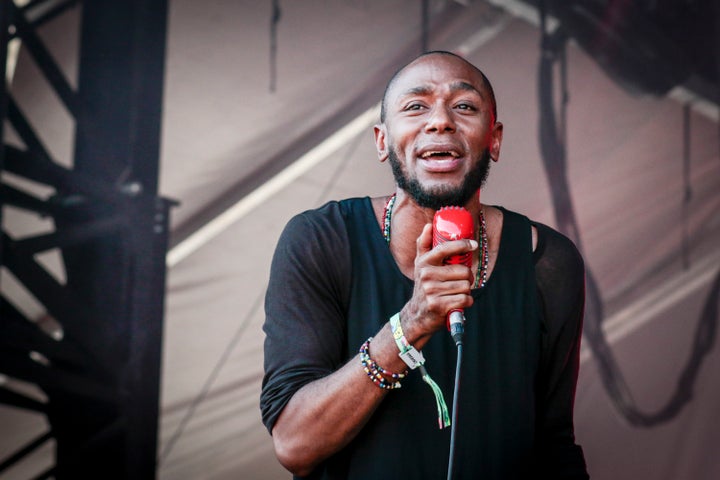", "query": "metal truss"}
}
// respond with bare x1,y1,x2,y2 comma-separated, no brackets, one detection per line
0,0,170,478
